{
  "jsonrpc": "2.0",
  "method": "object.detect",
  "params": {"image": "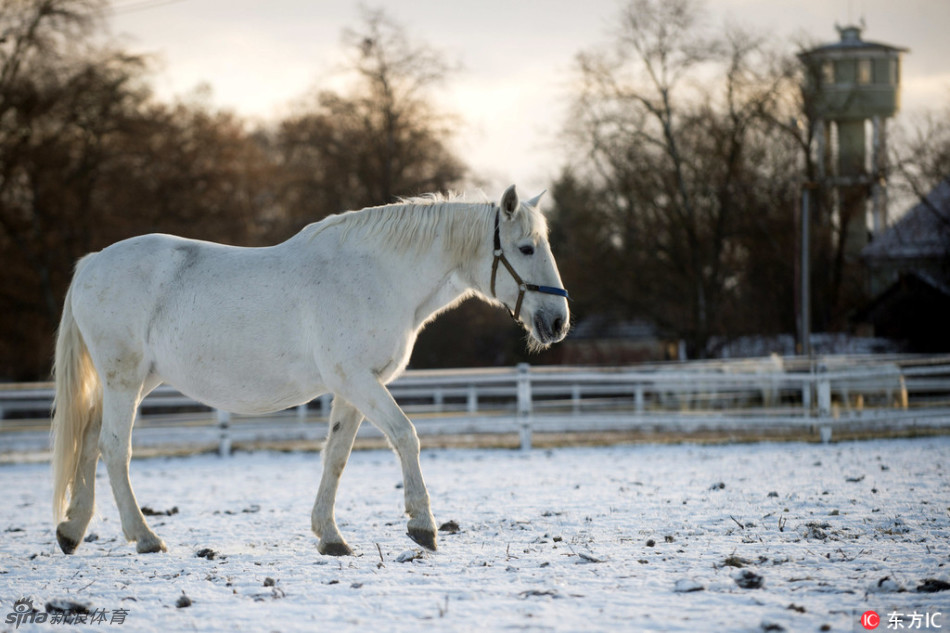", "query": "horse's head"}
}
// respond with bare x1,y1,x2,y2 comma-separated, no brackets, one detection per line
490,185,570,350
